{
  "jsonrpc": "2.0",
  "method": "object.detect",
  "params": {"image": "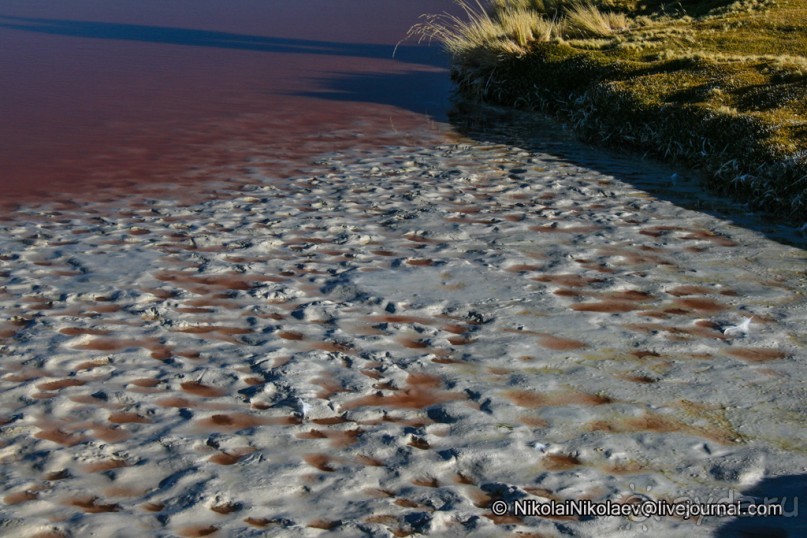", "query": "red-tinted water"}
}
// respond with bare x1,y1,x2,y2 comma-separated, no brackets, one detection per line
0,0,455,207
